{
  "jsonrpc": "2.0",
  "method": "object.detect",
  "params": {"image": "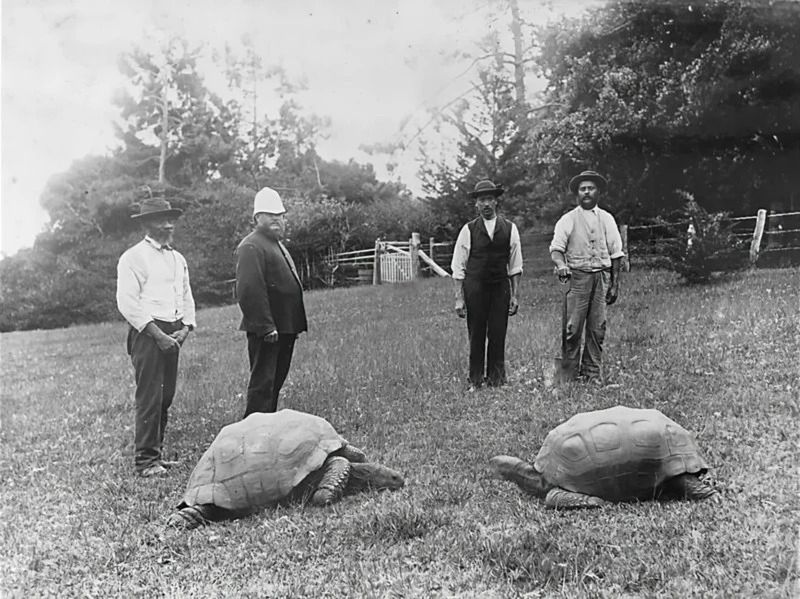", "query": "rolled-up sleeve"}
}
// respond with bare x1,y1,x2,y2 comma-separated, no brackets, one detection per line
450,225,471,280
508,224,523,276
604,213,625,259
116,254,150,331
549,213,571,255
